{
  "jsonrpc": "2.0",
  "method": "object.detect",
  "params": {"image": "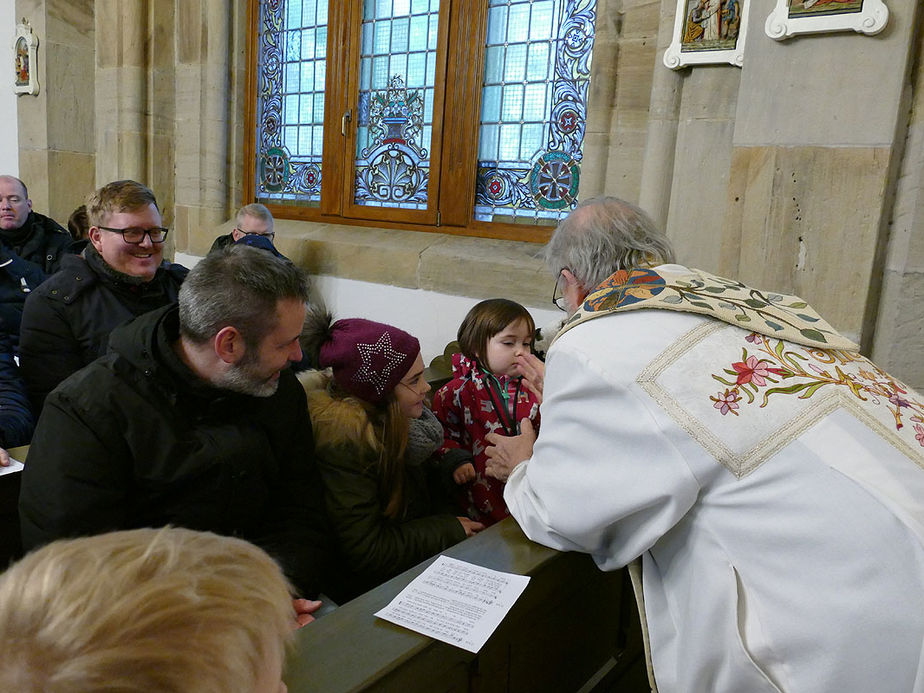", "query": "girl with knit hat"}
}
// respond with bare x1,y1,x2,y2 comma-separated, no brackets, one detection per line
300,311,484,601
